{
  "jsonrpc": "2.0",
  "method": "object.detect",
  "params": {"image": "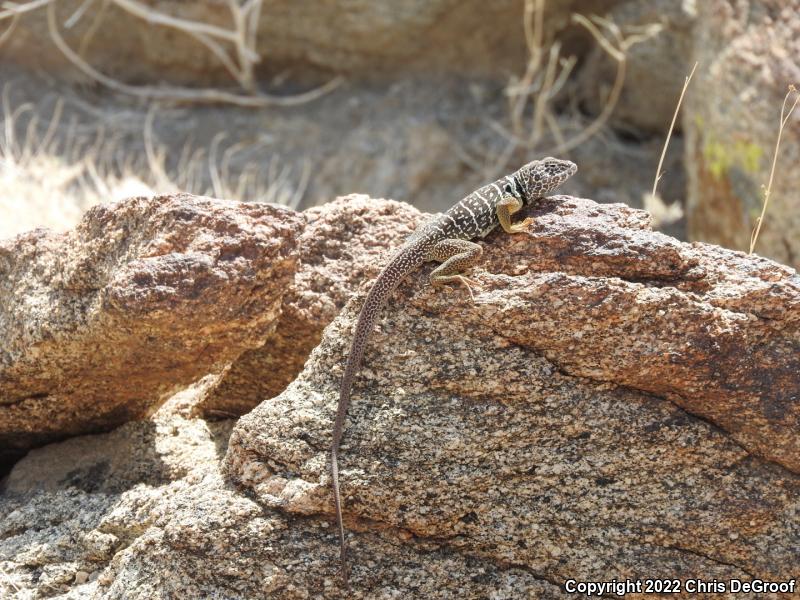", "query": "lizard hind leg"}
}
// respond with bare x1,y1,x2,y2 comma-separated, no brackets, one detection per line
427,238,483,301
